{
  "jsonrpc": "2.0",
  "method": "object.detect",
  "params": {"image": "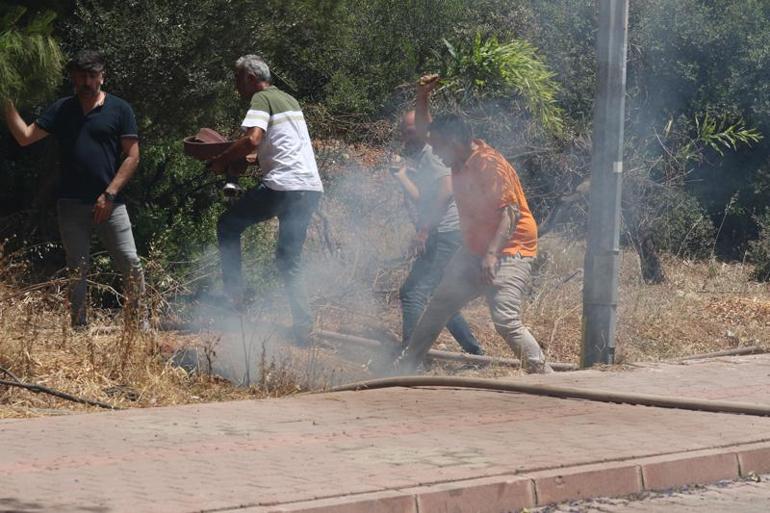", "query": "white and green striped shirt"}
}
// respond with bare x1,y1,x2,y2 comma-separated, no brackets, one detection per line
241,86,323,192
